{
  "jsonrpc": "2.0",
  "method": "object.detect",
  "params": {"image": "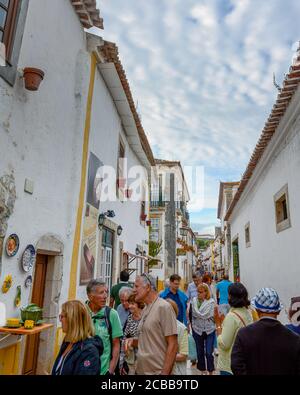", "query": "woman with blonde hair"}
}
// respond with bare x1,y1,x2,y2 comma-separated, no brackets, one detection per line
52,300,103,375
191,283,216,375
